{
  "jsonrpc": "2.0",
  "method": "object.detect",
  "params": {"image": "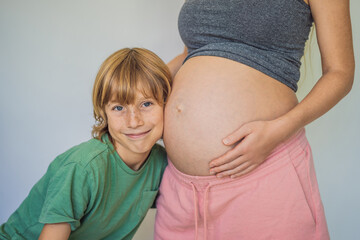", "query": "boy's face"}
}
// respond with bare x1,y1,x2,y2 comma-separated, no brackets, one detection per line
105,89,164,168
